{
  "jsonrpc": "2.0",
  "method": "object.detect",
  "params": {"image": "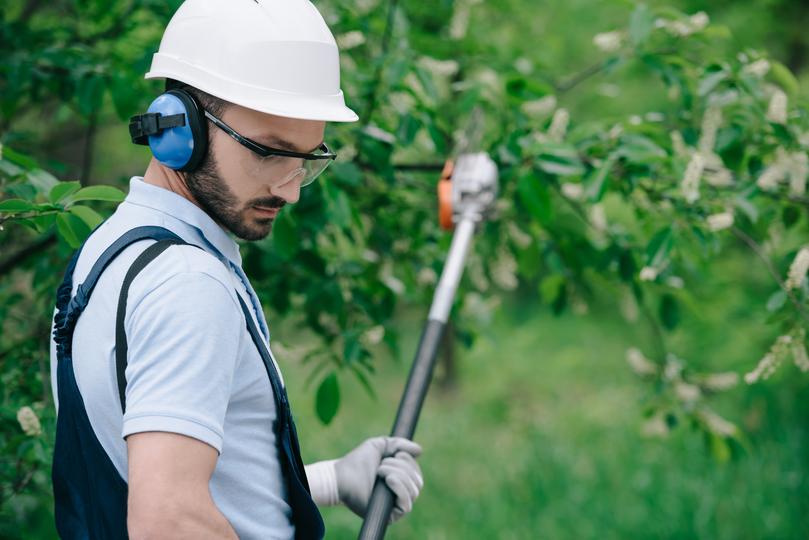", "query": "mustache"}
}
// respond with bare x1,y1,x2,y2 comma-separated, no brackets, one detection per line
248,196,286,210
